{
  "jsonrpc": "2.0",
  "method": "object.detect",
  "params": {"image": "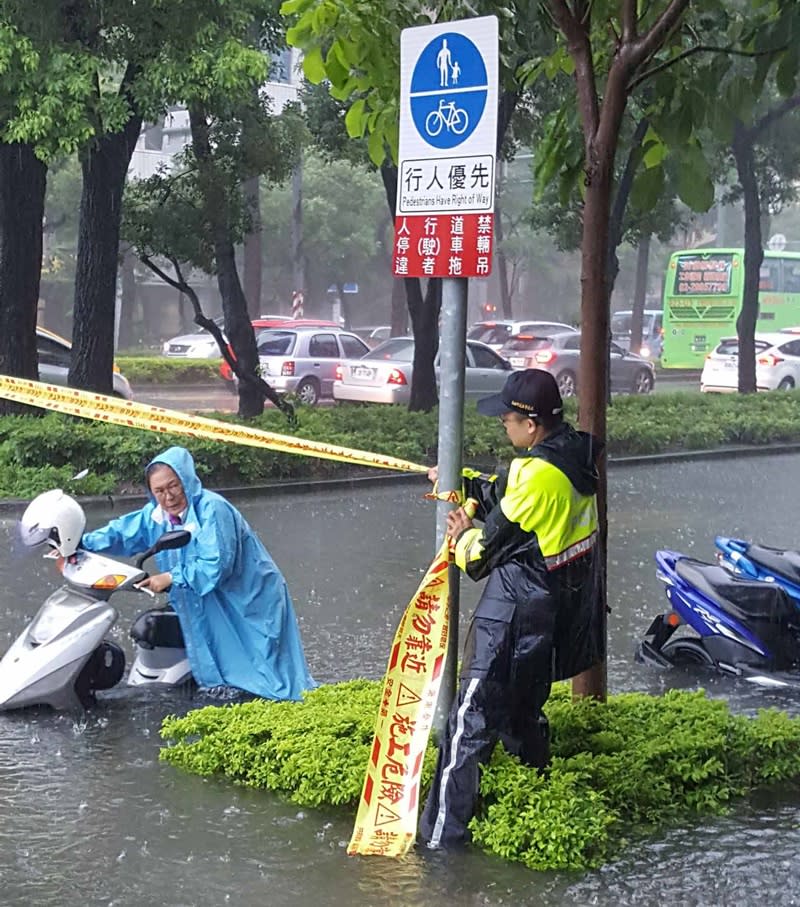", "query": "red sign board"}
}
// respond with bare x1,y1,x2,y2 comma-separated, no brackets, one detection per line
392,213,493,278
